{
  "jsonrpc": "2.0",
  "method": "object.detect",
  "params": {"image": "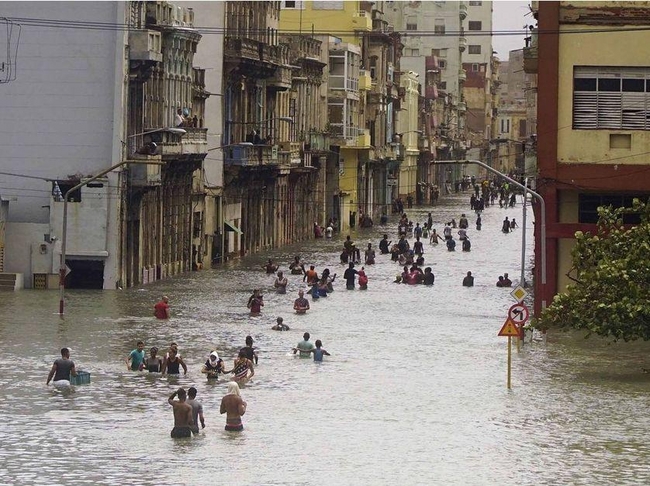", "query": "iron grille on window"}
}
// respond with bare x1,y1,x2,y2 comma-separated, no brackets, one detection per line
573,67,650,130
